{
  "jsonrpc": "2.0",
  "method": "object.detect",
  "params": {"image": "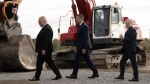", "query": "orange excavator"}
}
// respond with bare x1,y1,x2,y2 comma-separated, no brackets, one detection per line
0,0,37,71
53,0,146,68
